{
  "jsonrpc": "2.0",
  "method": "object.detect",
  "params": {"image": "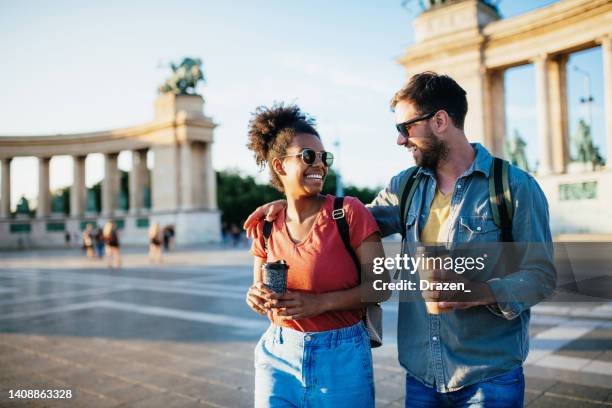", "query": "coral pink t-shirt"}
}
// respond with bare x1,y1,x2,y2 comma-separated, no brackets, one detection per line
250,195,380,332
